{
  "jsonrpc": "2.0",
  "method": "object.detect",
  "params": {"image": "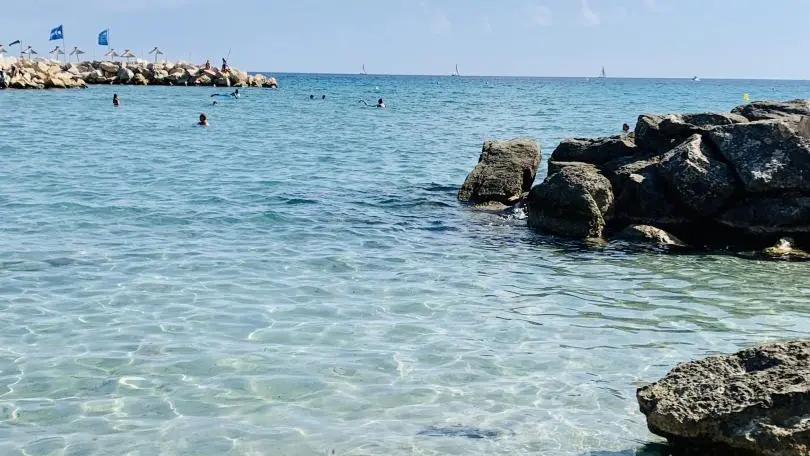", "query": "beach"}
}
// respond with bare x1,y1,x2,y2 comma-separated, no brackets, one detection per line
1,75,809,455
